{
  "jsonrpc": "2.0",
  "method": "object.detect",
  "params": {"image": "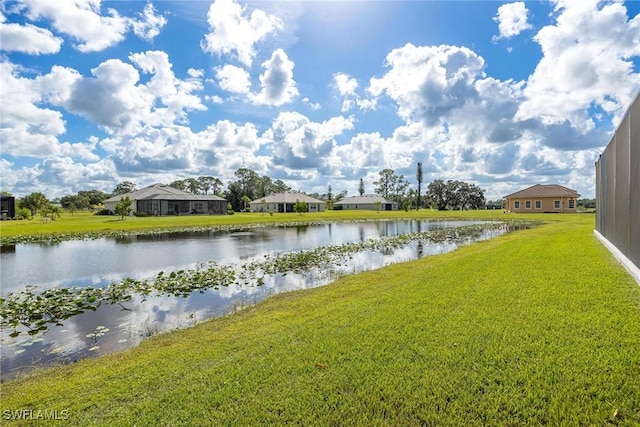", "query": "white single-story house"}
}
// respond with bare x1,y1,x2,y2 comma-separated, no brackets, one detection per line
104,184,227,215
249,192,326,213
334,195,399,211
